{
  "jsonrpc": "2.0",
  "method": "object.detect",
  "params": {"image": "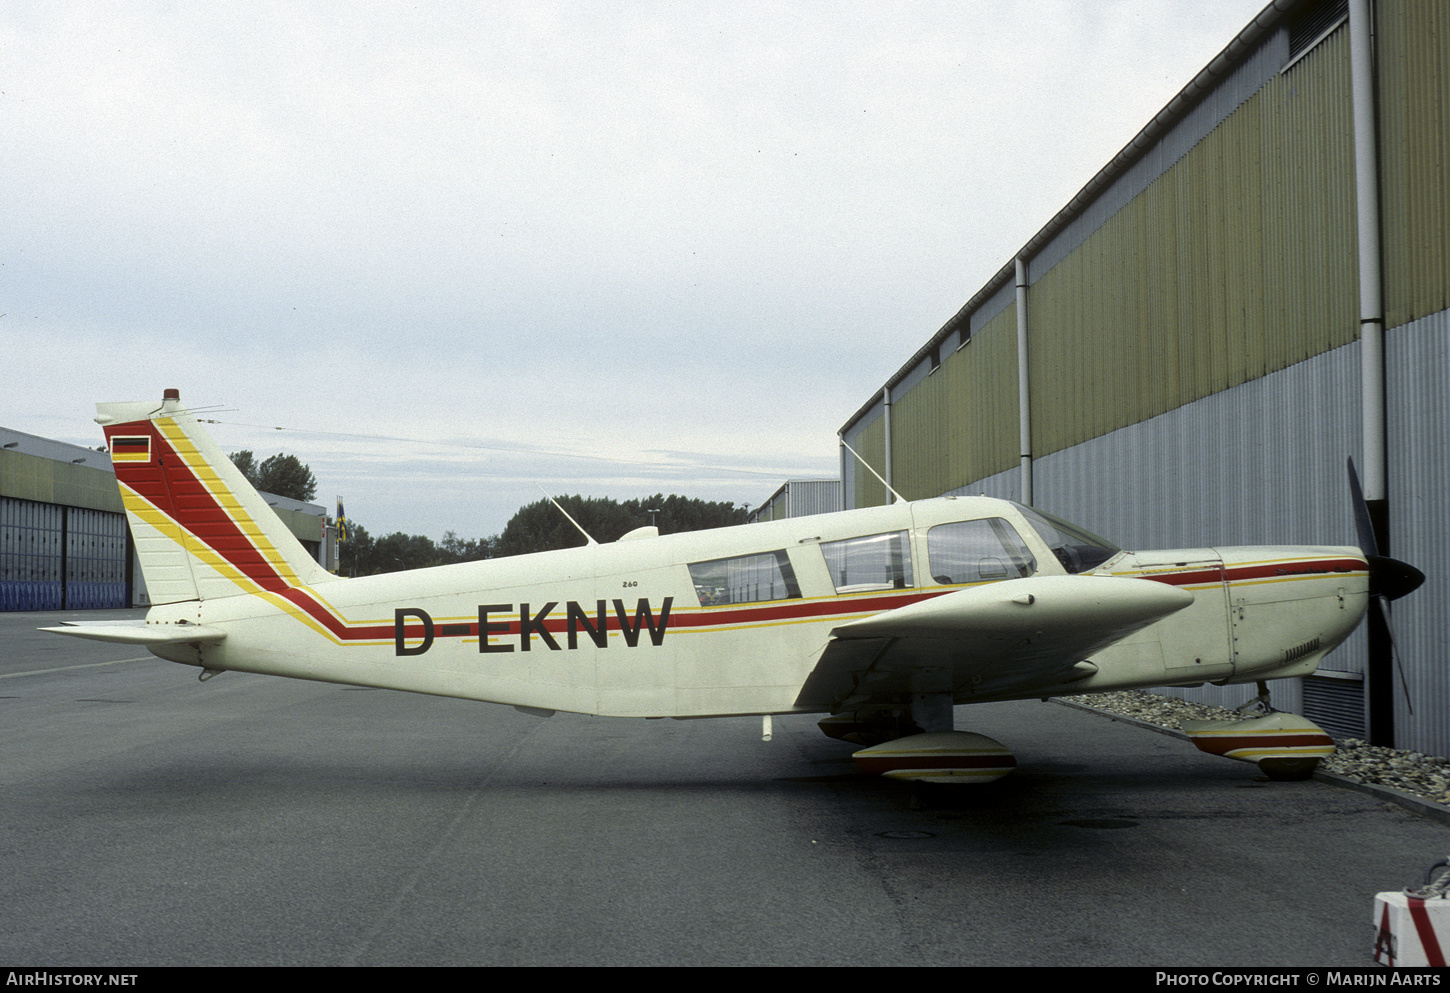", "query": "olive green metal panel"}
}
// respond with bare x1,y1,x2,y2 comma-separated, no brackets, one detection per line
274,506,325,546
852,416,888,509
890,311,1018,501
888,365,945,502
1028,27,1358,458
1379,0,1450,329
0,449,125,515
